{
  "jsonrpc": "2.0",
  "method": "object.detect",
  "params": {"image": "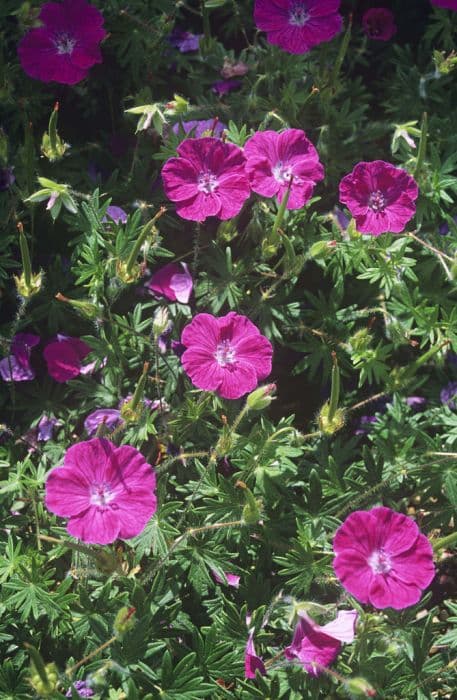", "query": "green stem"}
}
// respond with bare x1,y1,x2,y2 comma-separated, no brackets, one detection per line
18,223,32,288
126,207,165,273
330,14,352,90
48,102,59,155
130,361,150,413
414,112,428,180
271,177,293,239
328,352,340,423
433,530,457,552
